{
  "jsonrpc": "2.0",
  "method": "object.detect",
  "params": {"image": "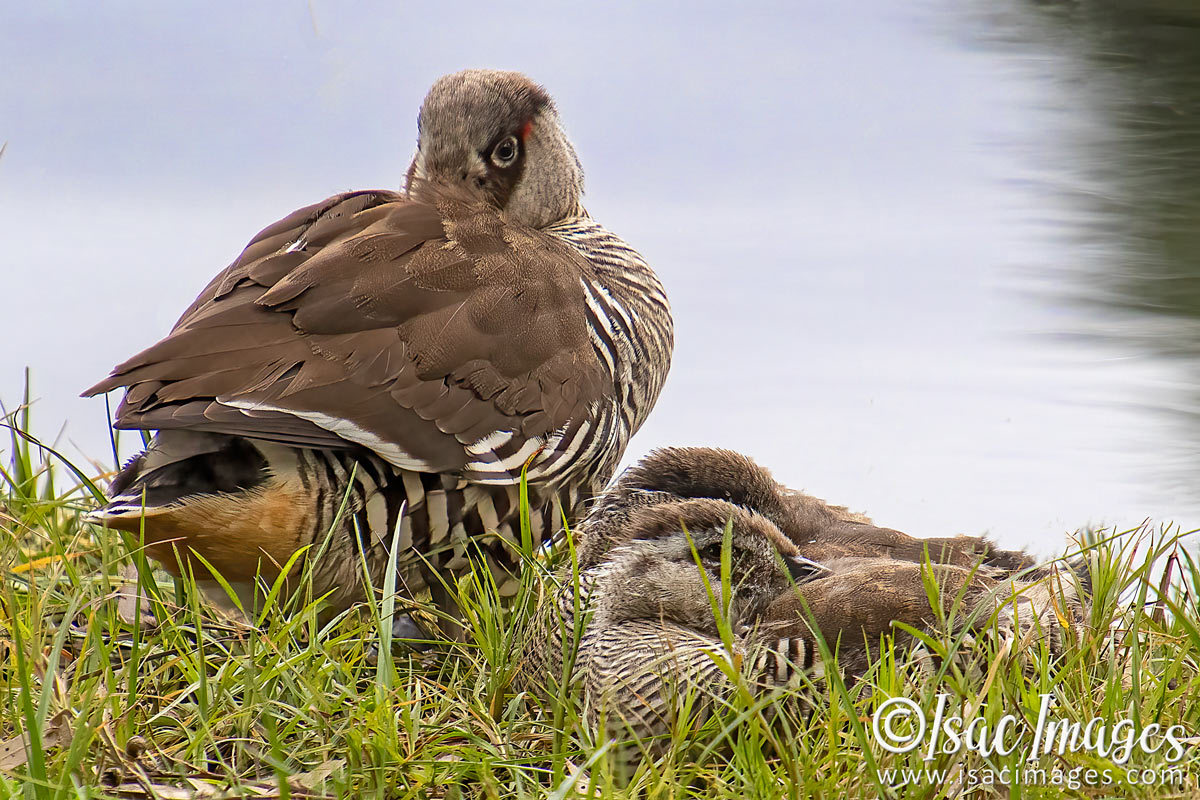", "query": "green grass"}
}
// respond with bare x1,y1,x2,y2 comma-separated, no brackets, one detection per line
2,388,1200,799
